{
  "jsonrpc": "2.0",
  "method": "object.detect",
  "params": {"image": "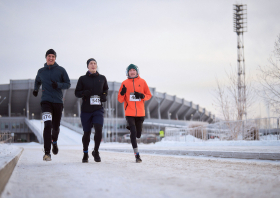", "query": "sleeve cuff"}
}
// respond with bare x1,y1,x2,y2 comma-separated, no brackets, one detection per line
57,82,62,89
